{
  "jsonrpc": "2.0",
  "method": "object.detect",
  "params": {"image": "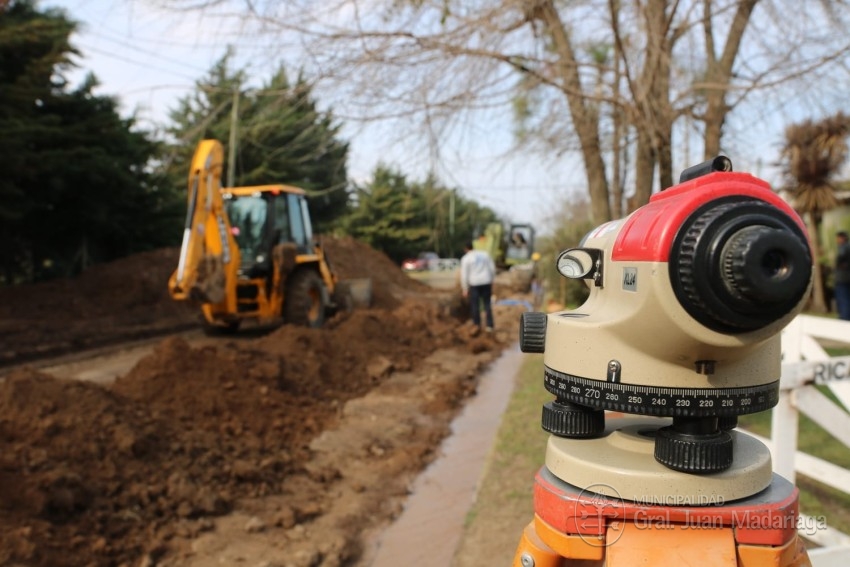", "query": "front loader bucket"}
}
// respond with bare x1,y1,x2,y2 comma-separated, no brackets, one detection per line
347,278,373,308
331,278,373,313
